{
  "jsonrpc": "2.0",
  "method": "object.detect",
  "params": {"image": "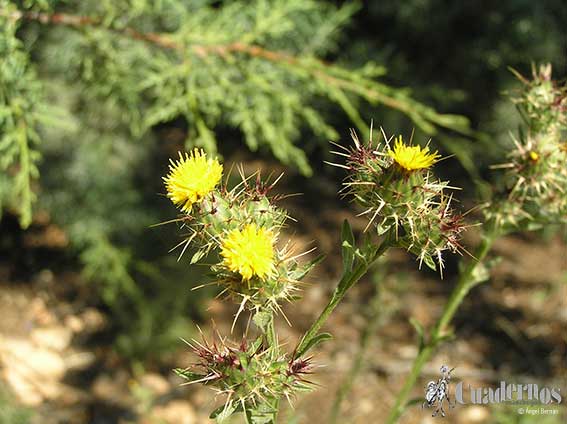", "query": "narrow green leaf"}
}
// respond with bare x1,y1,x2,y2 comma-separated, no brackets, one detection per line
173,368,204,382
297,332,332,357
245,404,277,424
422,254,437,272
211,401,242,421
406,397,424,408
253,310,272,332
341,219,355,273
